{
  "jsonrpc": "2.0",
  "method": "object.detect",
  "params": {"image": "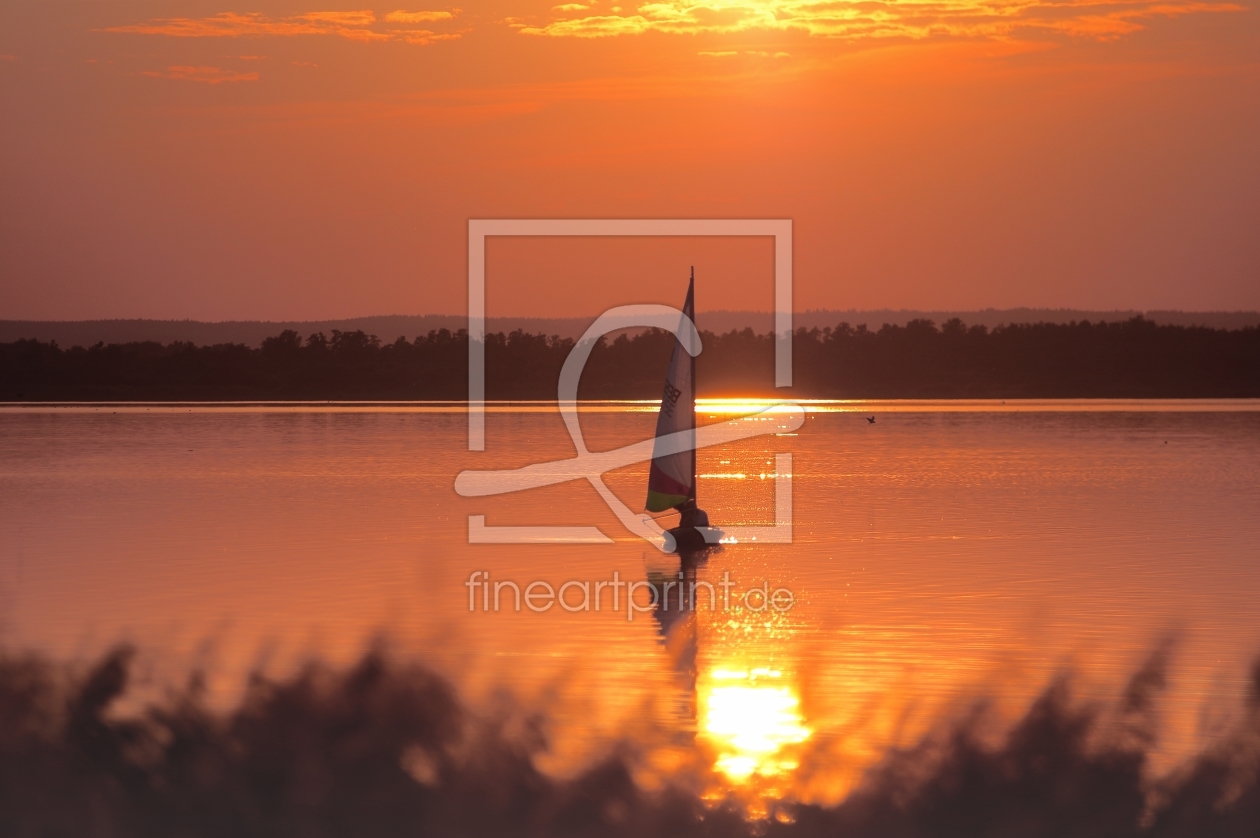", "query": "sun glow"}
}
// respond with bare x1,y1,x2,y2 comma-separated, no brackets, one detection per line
696,398,804,416
701,668,811,782
519,0,1242,43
